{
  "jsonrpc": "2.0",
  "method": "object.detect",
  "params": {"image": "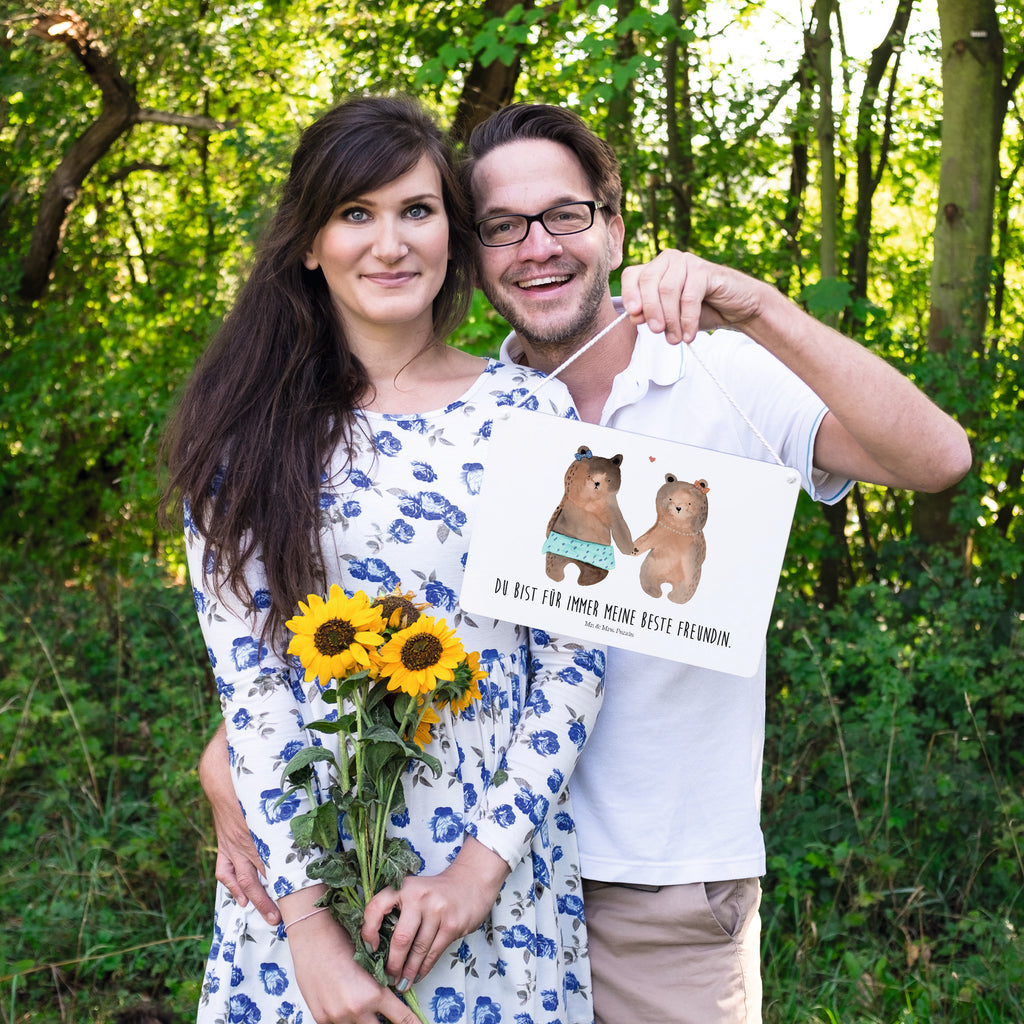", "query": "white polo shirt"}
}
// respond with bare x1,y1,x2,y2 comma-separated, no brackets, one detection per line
500,309,851,885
